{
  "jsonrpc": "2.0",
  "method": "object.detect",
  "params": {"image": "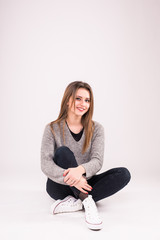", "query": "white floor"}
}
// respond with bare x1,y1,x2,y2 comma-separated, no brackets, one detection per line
0,174,160,240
